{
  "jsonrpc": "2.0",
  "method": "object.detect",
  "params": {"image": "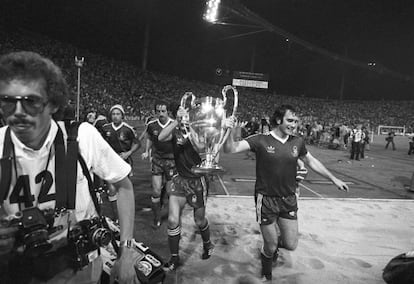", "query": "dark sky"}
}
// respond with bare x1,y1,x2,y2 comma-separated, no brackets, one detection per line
1,0,414,100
